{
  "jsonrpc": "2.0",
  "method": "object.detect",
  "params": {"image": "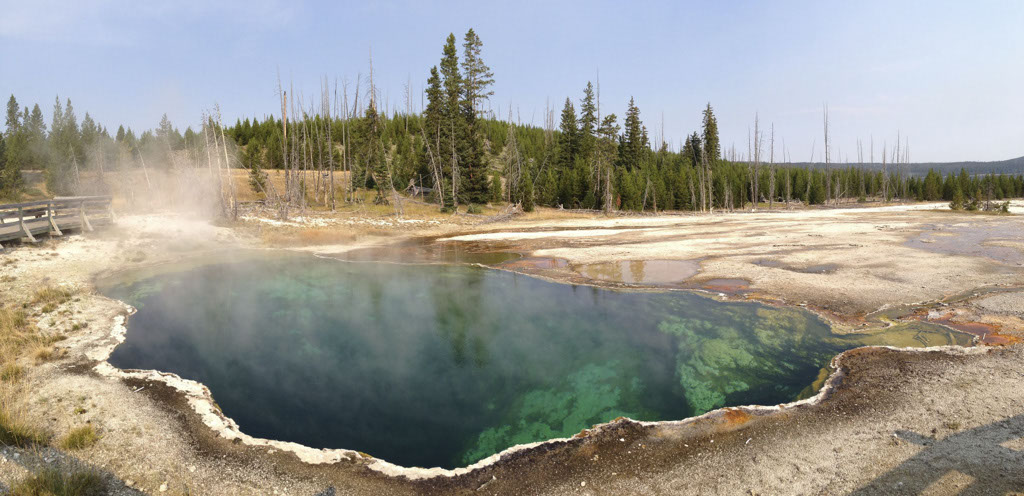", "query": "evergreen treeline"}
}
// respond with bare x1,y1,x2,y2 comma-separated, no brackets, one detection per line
1,94,219,200
3,29,1022,211
222,29,1024,212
